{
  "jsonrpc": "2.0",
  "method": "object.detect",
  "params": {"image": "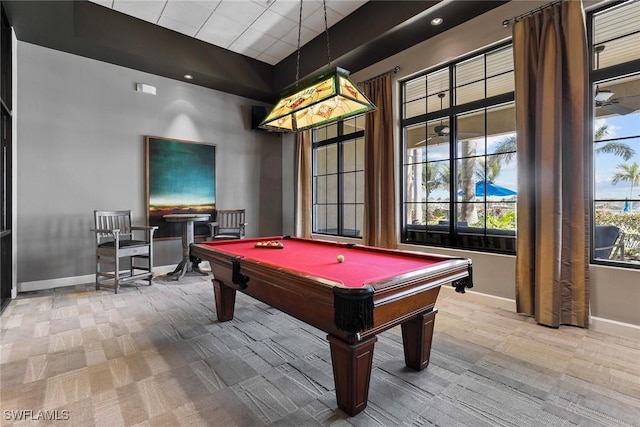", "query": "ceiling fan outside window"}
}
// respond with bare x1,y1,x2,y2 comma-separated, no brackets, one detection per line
594,45,638,116
413,92,450,146
414,92,481,146
433,92,450,136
